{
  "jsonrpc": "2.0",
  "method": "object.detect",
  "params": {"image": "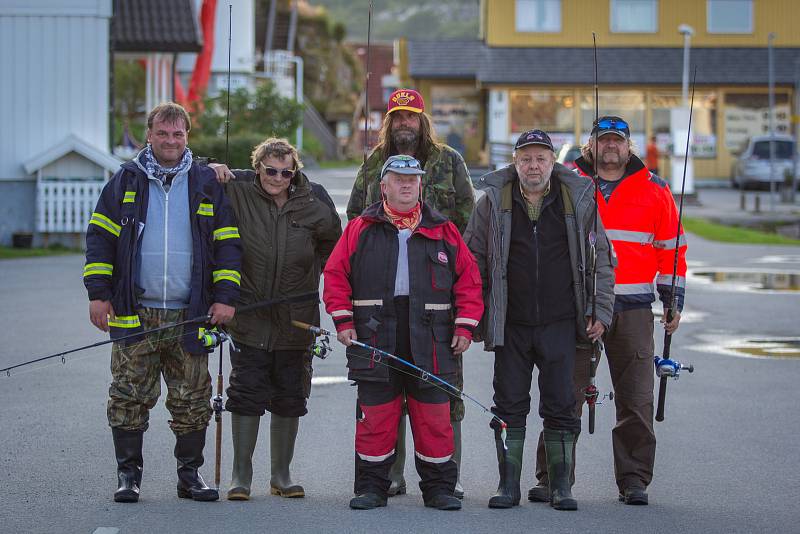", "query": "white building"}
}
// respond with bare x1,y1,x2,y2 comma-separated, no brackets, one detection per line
0,0,117,247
